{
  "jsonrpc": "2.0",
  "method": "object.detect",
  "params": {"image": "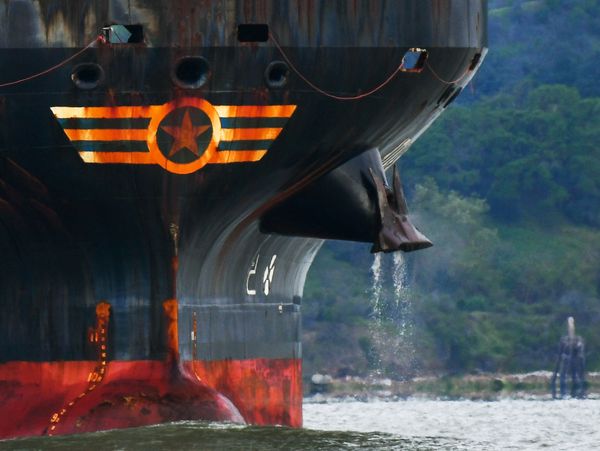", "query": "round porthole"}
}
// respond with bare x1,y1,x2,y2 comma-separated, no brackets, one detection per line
172,56,210,89
264,61,289,88
71,63,104,90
